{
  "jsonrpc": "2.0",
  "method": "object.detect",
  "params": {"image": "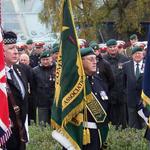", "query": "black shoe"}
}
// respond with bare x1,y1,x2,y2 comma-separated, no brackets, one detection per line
102,142,108,149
